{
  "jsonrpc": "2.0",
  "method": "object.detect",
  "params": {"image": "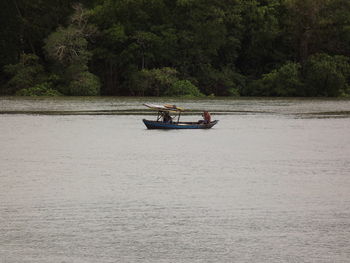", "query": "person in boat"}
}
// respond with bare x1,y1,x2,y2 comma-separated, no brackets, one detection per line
198,111,211,124
162,111,172,123
202,111,211,124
